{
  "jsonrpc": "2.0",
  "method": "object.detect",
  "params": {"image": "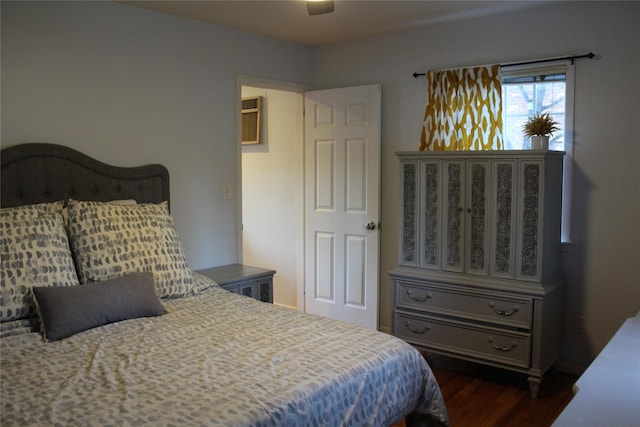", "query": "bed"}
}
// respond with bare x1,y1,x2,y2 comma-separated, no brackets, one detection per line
0,143,449,427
